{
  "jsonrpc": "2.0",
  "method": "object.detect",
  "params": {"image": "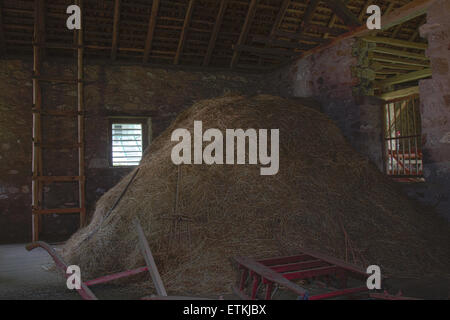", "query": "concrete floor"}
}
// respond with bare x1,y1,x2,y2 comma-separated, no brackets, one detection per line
0,244,147,300
1,244,448,300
